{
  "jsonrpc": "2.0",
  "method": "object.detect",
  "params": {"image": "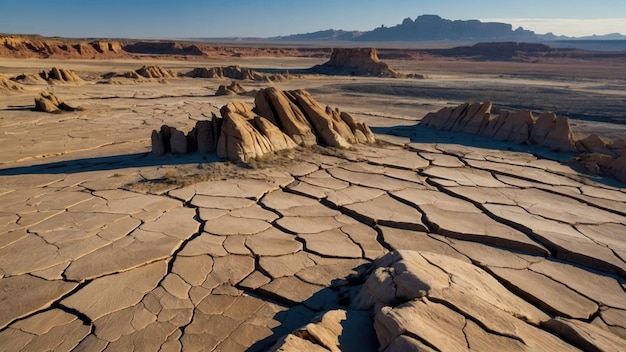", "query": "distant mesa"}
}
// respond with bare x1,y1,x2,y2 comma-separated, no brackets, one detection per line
187,65,293,82
151,88,375,162
34,91,80,113
0,36,126,59
309,48,424,78
421,102,626,182
123,41,205,56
